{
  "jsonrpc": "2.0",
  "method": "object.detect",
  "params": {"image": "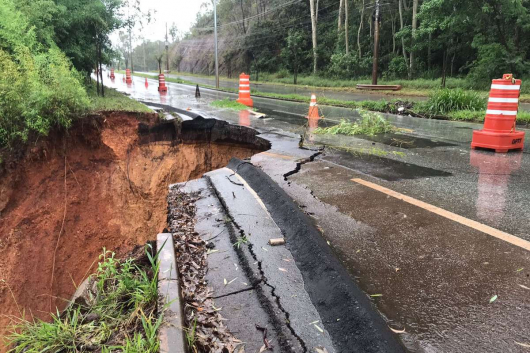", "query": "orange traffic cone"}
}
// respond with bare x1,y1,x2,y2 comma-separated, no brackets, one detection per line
307,94,320,119
471,74,525,152
236,73,253,107
145,77,148,88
